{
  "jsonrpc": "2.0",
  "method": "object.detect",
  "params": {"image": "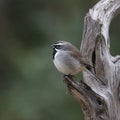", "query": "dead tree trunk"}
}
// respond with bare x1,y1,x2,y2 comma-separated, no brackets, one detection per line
64,0,120,120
